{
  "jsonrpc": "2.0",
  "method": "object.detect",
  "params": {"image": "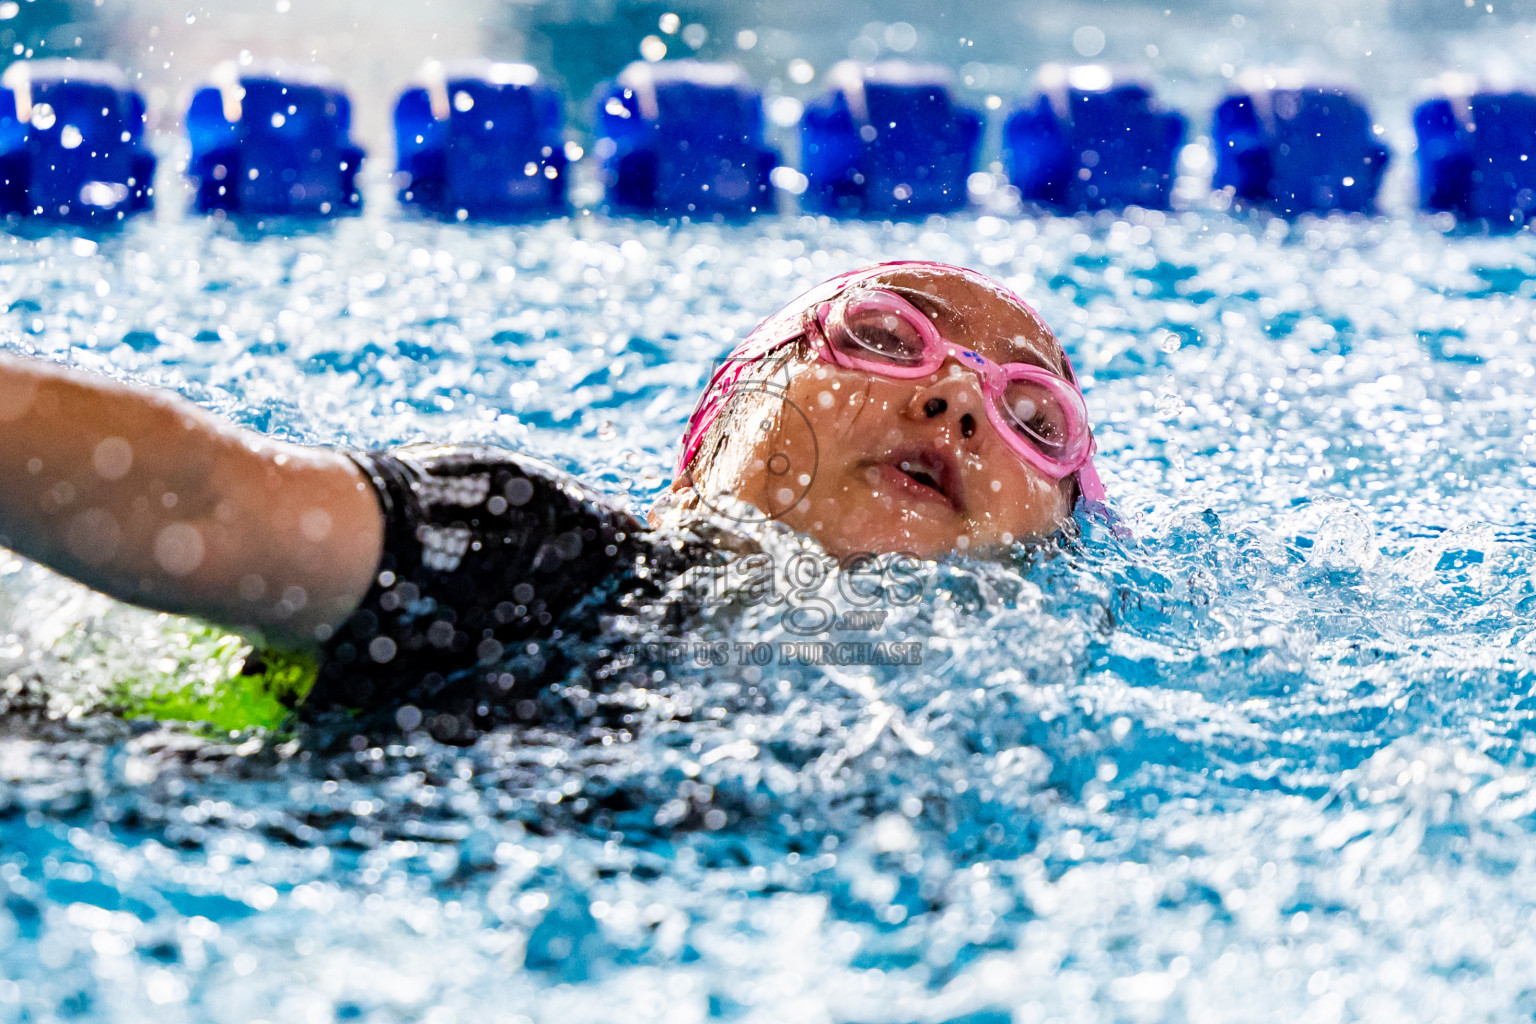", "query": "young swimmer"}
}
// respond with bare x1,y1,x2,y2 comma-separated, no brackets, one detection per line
0,261,1103,739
